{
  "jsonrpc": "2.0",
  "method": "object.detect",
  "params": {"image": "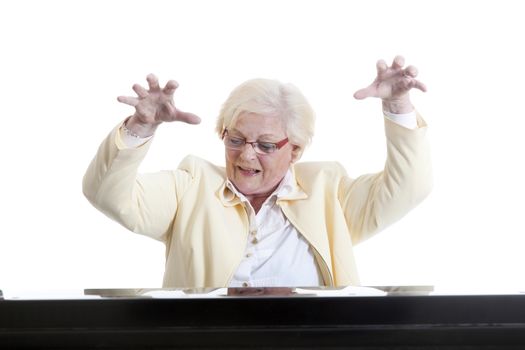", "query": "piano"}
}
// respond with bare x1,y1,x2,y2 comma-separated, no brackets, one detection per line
1,286,525,349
